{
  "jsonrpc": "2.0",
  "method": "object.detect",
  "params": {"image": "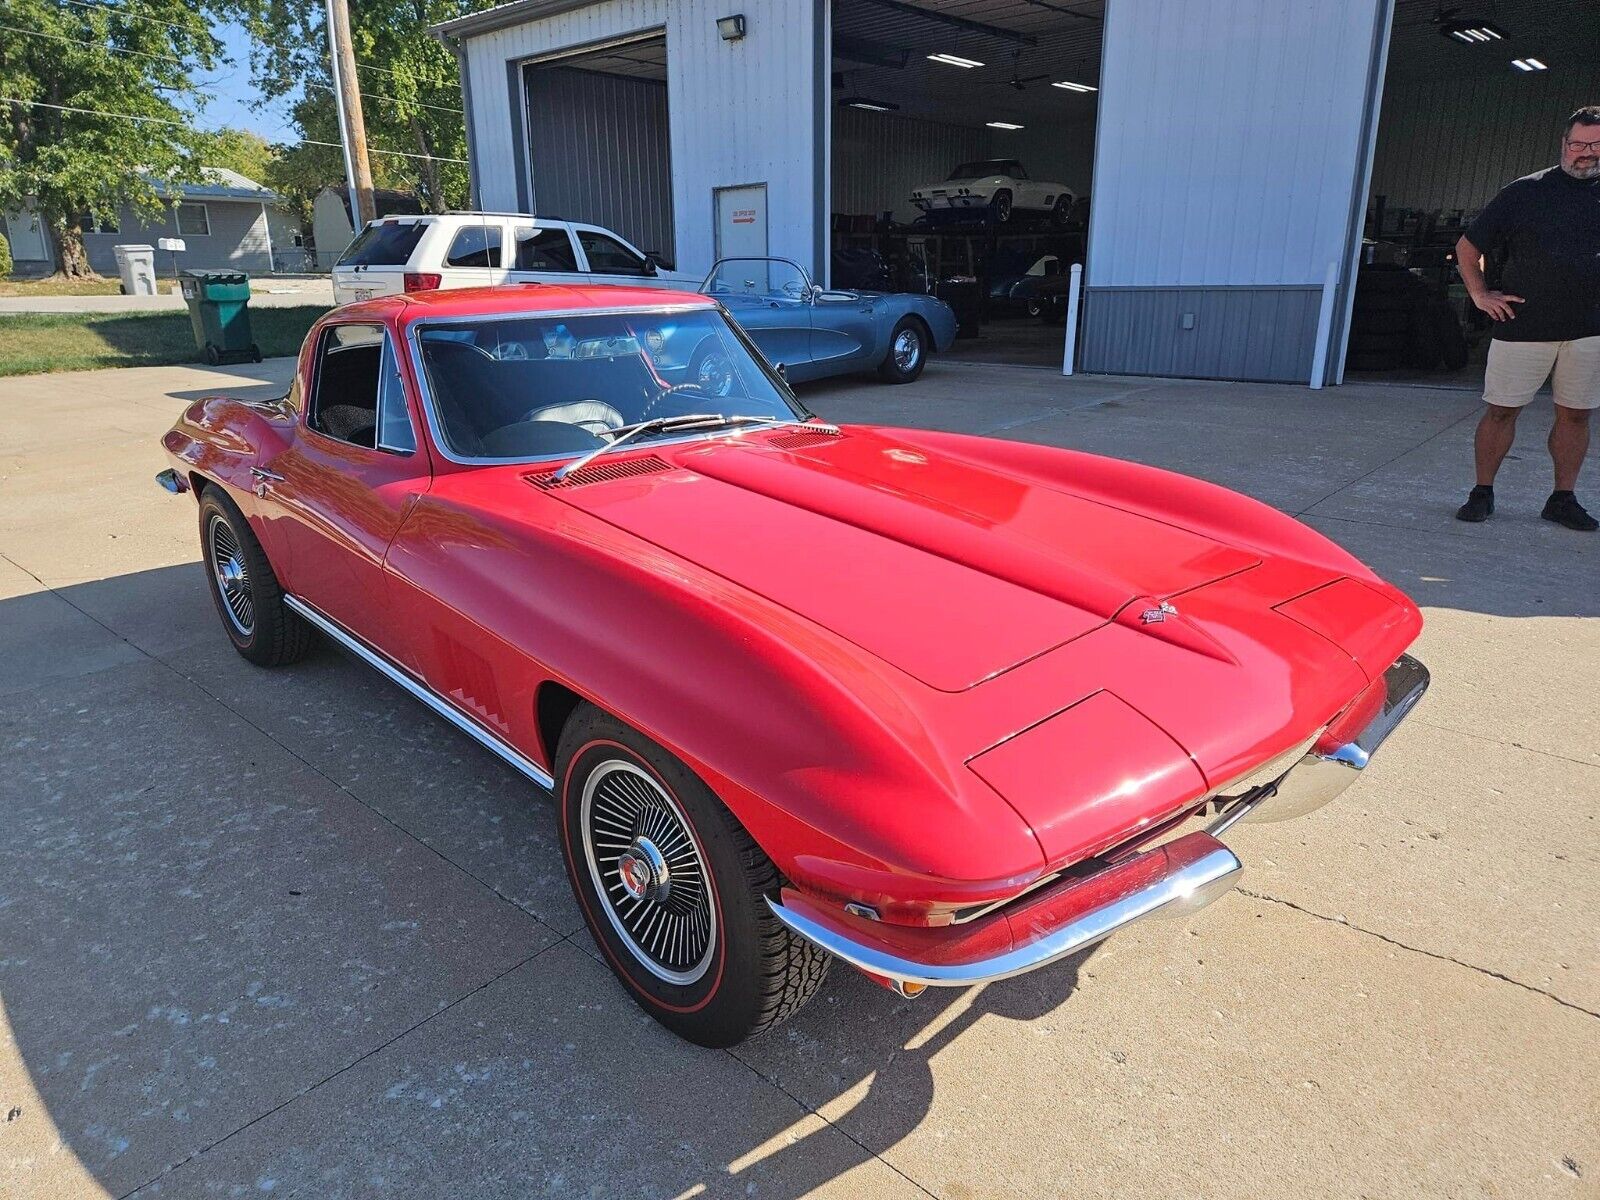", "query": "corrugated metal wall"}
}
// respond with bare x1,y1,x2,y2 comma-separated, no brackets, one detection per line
832,108,990,223
524,65,675,261
1083,0,1389,383
1369,66,1600,213
458,0,826,281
